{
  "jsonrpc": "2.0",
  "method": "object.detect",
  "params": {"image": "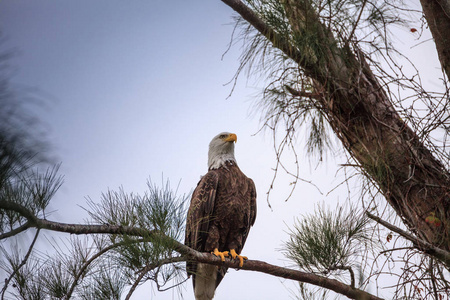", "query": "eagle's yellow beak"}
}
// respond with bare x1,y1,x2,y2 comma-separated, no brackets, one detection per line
224,133,237,143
